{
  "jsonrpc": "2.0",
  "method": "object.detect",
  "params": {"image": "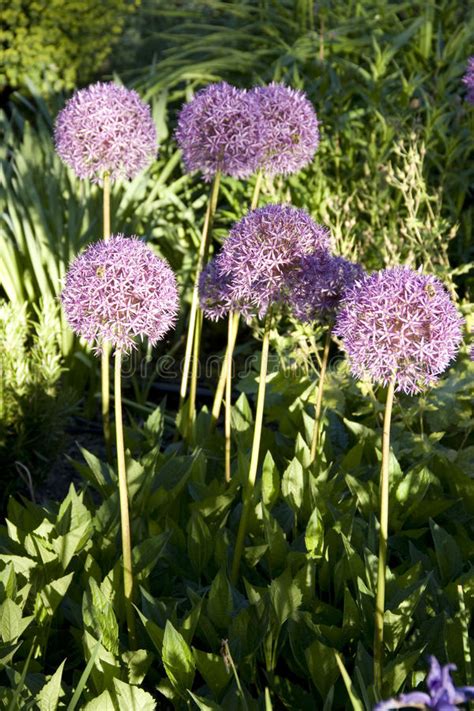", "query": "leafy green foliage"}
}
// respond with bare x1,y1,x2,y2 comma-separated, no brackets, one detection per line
0,0,139,93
